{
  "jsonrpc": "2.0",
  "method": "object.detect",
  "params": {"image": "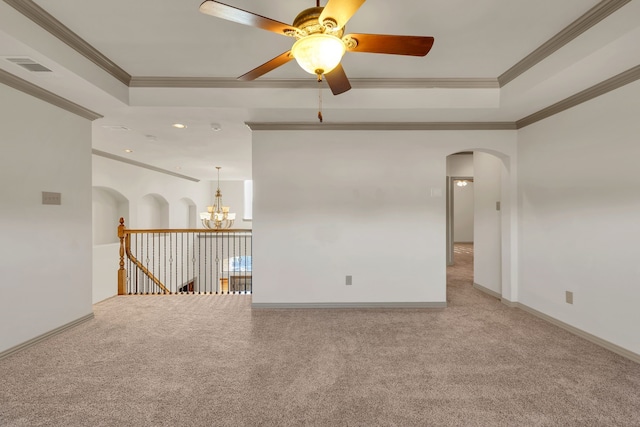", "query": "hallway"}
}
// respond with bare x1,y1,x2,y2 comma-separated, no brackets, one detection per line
447,242,489,307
